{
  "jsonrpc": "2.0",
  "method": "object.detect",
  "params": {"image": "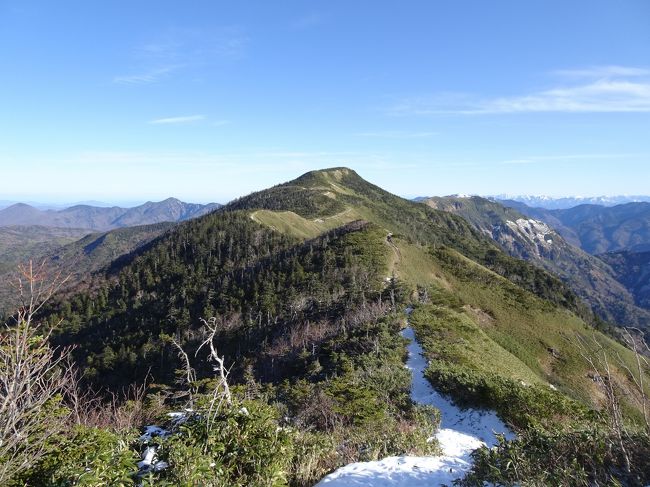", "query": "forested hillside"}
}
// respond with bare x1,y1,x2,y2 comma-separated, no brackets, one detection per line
423,195,650,332
0,222,175,317
0,225,89,274
599,249,650,309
